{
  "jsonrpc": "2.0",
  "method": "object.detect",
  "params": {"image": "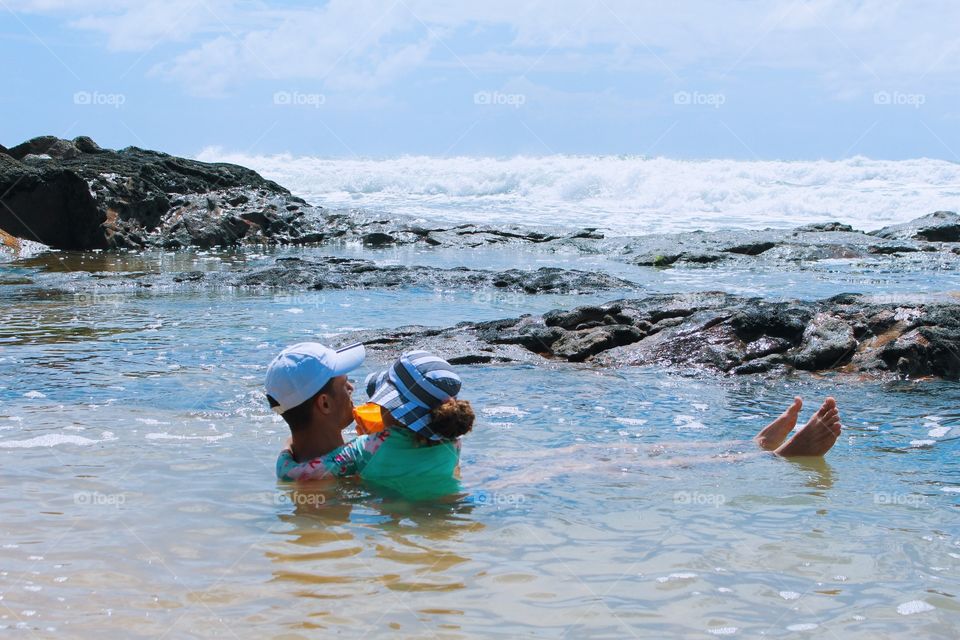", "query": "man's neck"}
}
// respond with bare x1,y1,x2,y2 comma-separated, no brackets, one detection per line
291,425,345,462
